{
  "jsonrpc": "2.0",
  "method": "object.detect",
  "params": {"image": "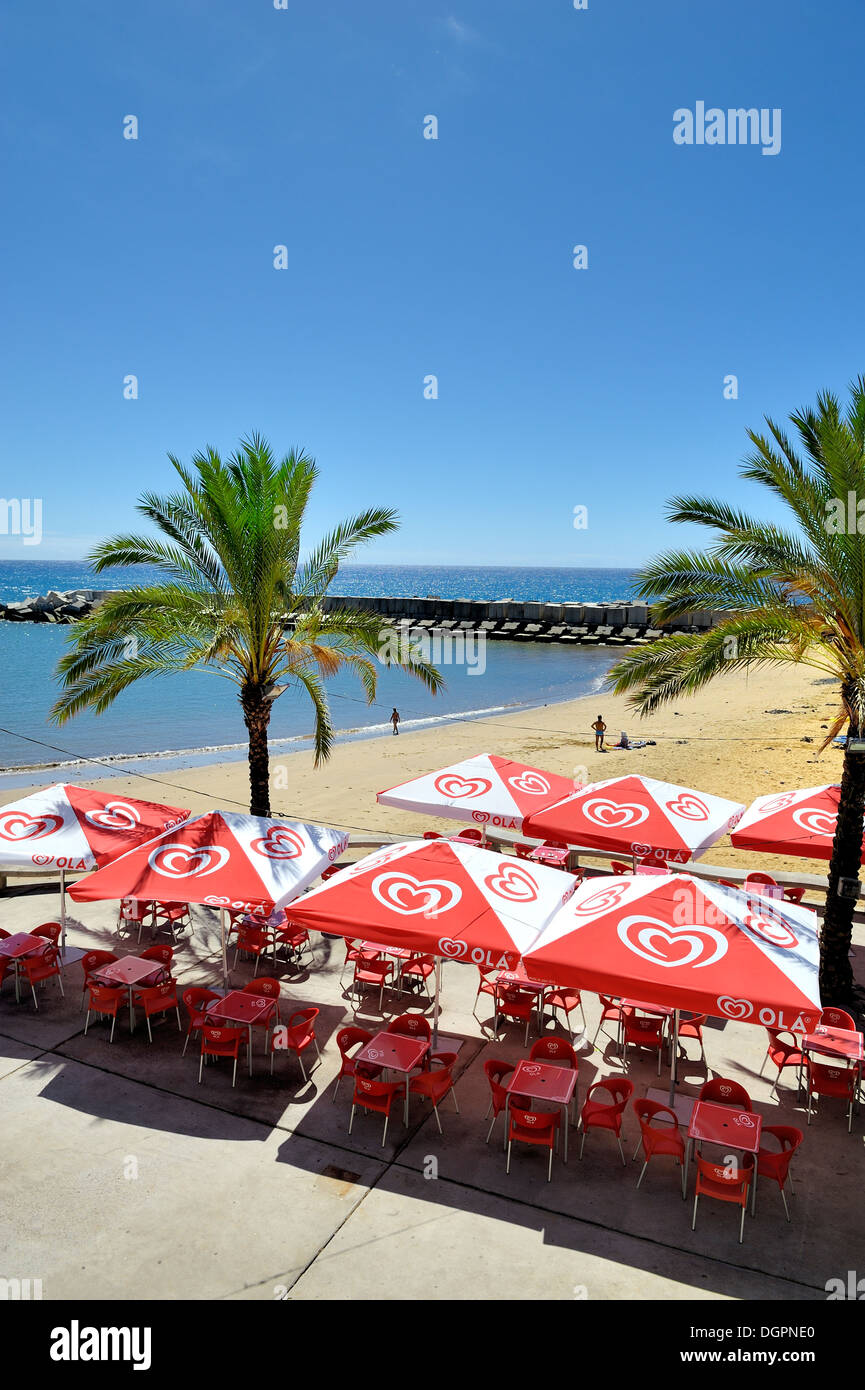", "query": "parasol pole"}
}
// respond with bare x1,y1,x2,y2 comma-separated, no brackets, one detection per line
432,956,442,1050
60,869,67,955
668,1008,680,1106
220,908,229,990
